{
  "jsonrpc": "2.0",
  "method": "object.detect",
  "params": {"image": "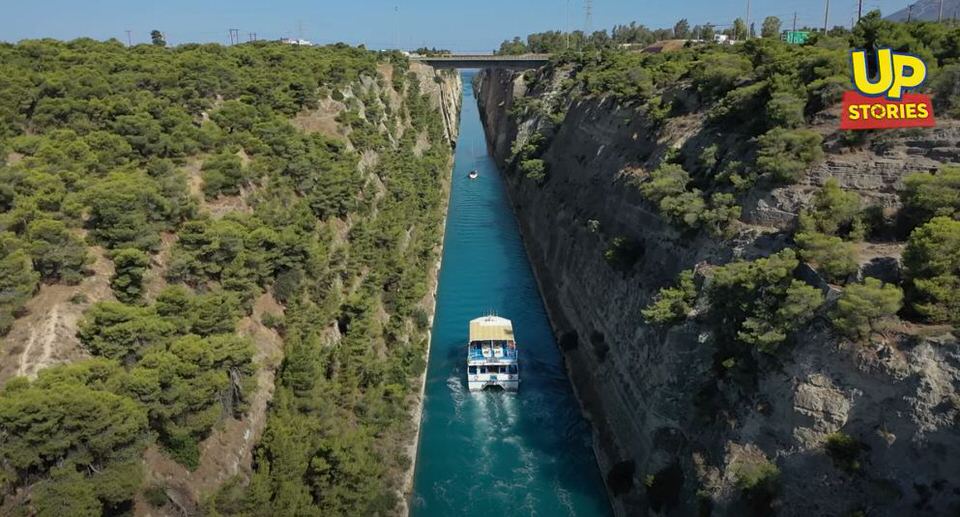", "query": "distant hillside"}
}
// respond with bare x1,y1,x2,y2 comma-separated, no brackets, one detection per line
887,0,960,21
